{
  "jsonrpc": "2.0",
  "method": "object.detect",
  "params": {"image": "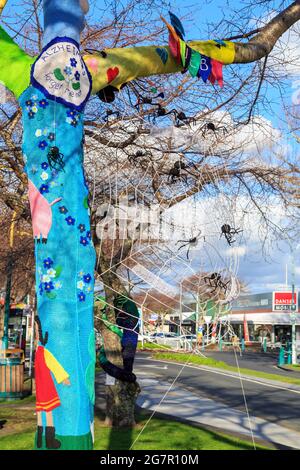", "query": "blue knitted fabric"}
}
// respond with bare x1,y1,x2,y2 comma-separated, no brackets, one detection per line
19,84,96,438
